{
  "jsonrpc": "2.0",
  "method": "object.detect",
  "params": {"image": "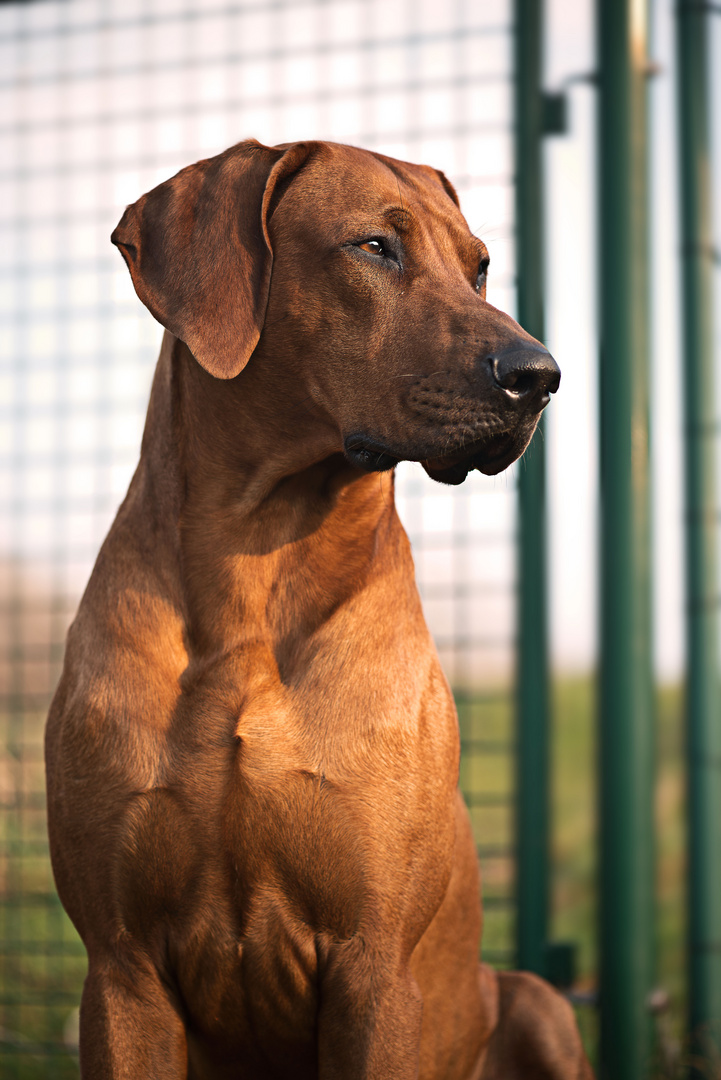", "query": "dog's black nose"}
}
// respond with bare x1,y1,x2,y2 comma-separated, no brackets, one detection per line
489,346,561,407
